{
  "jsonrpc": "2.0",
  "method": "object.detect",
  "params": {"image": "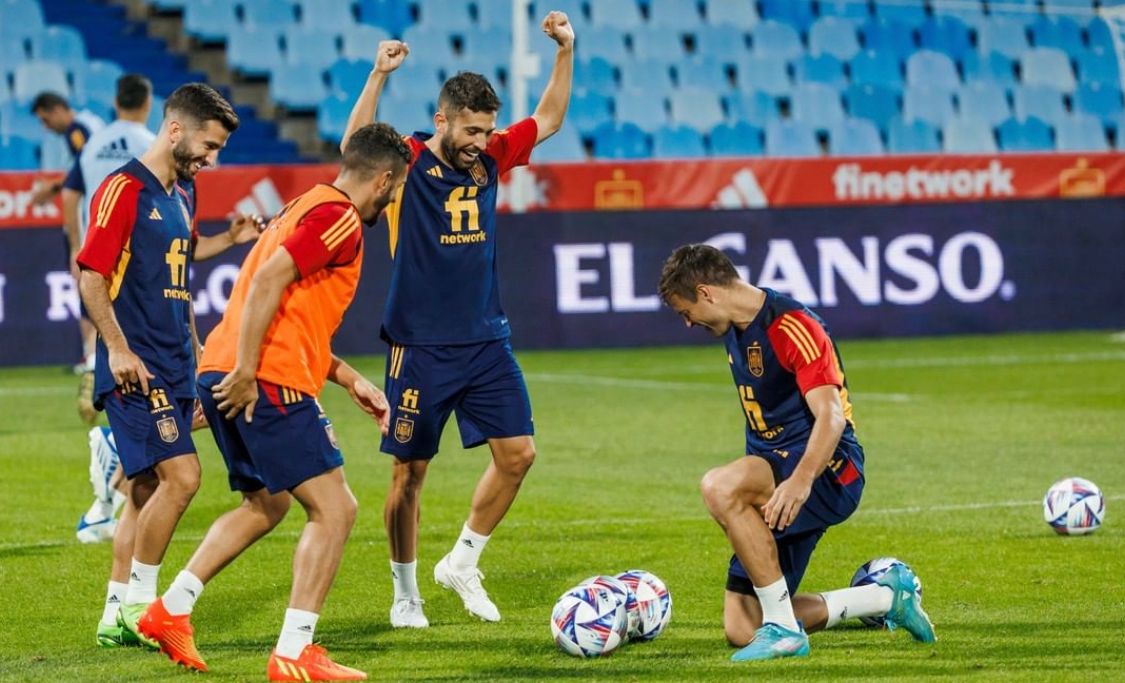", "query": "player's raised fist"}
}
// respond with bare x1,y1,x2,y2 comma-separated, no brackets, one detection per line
541,11,574,48
375,40,410,73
